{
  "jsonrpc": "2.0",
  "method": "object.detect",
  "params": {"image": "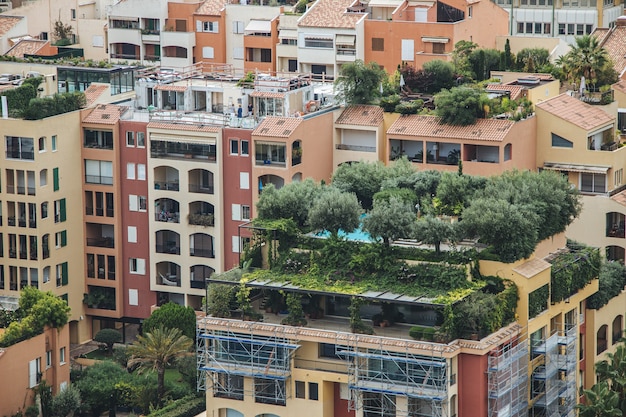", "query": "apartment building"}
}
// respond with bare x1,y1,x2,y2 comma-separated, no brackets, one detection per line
494,0,623,43
333,104,388,167
197,232,590,417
